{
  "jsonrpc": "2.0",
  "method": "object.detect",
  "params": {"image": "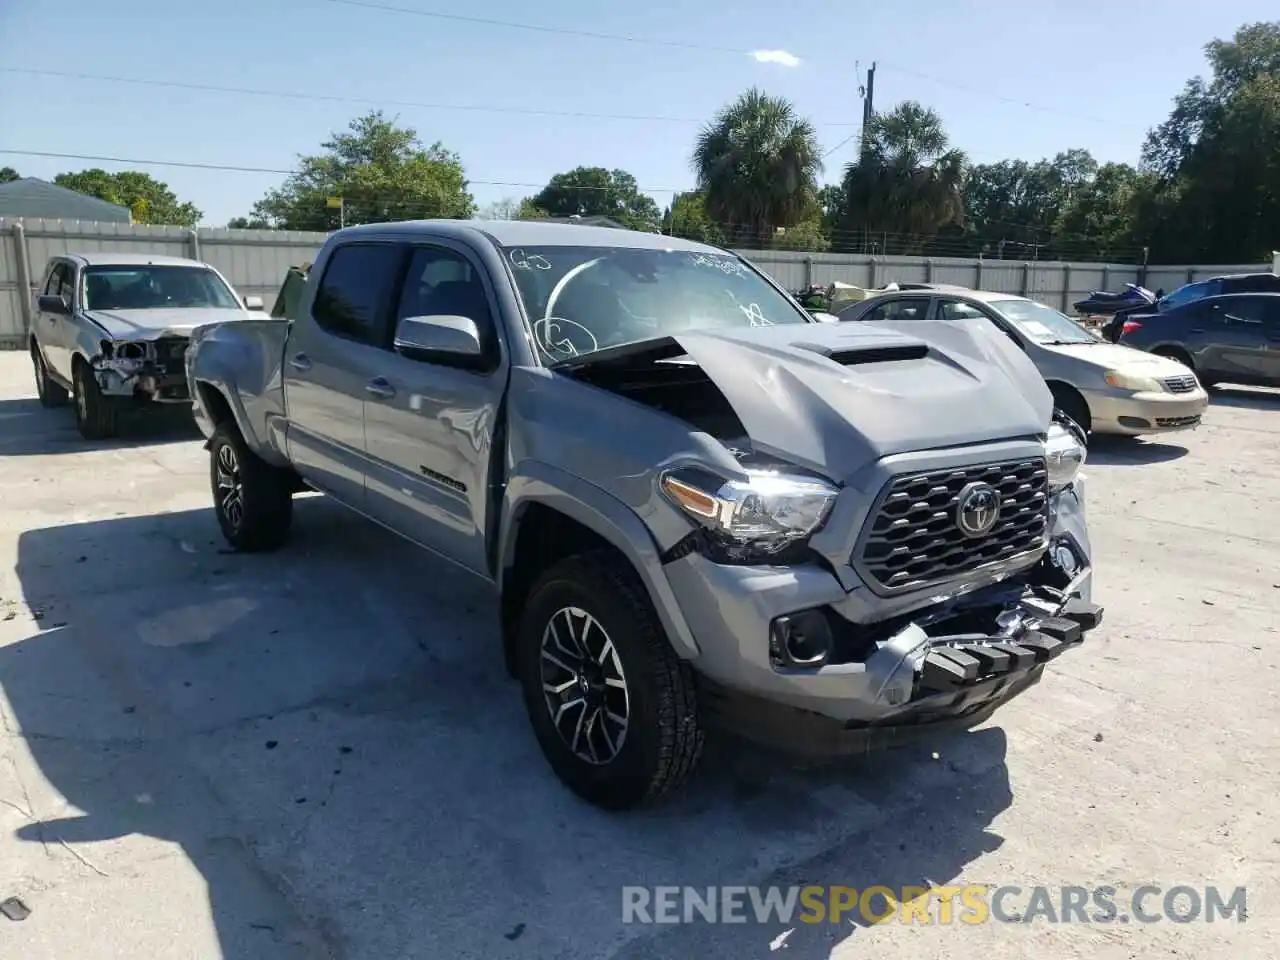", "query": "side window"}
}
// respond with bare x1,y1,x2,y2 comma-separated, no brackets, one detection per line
862,297,931,323
311,244,404,346
938,299,987,322
396,245,496,353
43,262,70,299
1218,297,1266,323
